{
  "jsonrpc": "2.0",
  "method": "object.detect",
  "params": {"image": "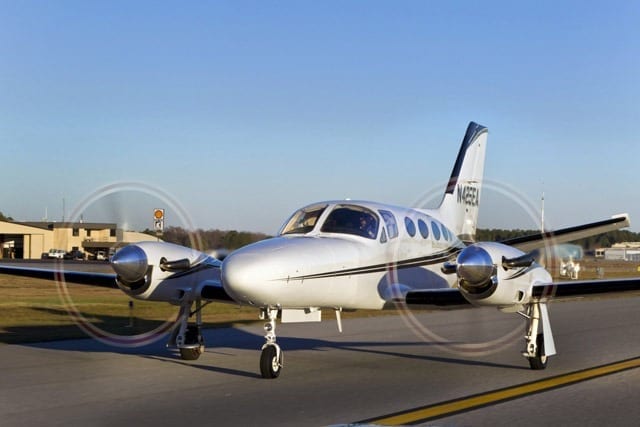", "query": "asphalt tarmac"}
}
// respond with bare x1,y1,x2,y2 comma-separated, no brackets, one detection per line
1,295,639,426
